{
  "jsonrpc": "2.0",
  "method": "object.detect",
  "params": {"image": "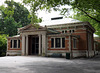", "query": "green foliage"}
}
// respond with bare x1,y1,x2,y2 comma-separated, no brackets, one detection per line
23,0,43,24
4,17,18,36
0,34,7,56
73,0,100,36
12,1,31,26
0,0,31,36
